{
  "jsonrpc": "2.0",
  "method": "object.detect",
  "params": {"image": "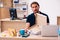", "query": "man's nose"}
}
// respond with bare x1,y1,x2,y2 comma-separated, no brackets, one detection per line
34,8,36,10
